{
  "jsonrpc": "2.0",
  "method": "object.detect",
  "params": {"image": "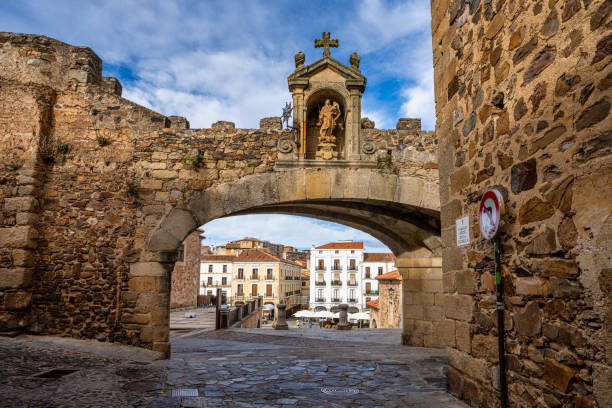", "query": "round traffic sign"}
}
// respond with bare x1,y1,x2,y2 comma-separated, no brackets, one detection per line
479,189,505,239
